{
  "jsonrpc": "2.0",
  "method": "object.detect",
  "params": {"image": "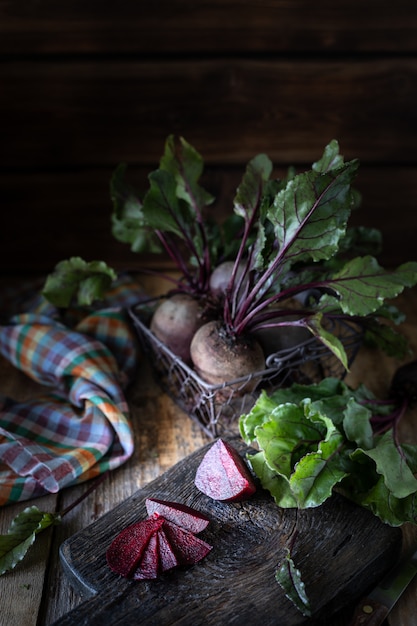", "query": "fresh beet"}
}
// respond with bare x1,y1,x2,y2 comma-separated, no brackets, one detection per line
106,514,164,577
106,499,212,581
150,293,205,364
157,527,179,572
194,439,257,502
145,498,210,534
190,319,266,394
131,531,159,580
209,260,248,301
162,520,213,565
